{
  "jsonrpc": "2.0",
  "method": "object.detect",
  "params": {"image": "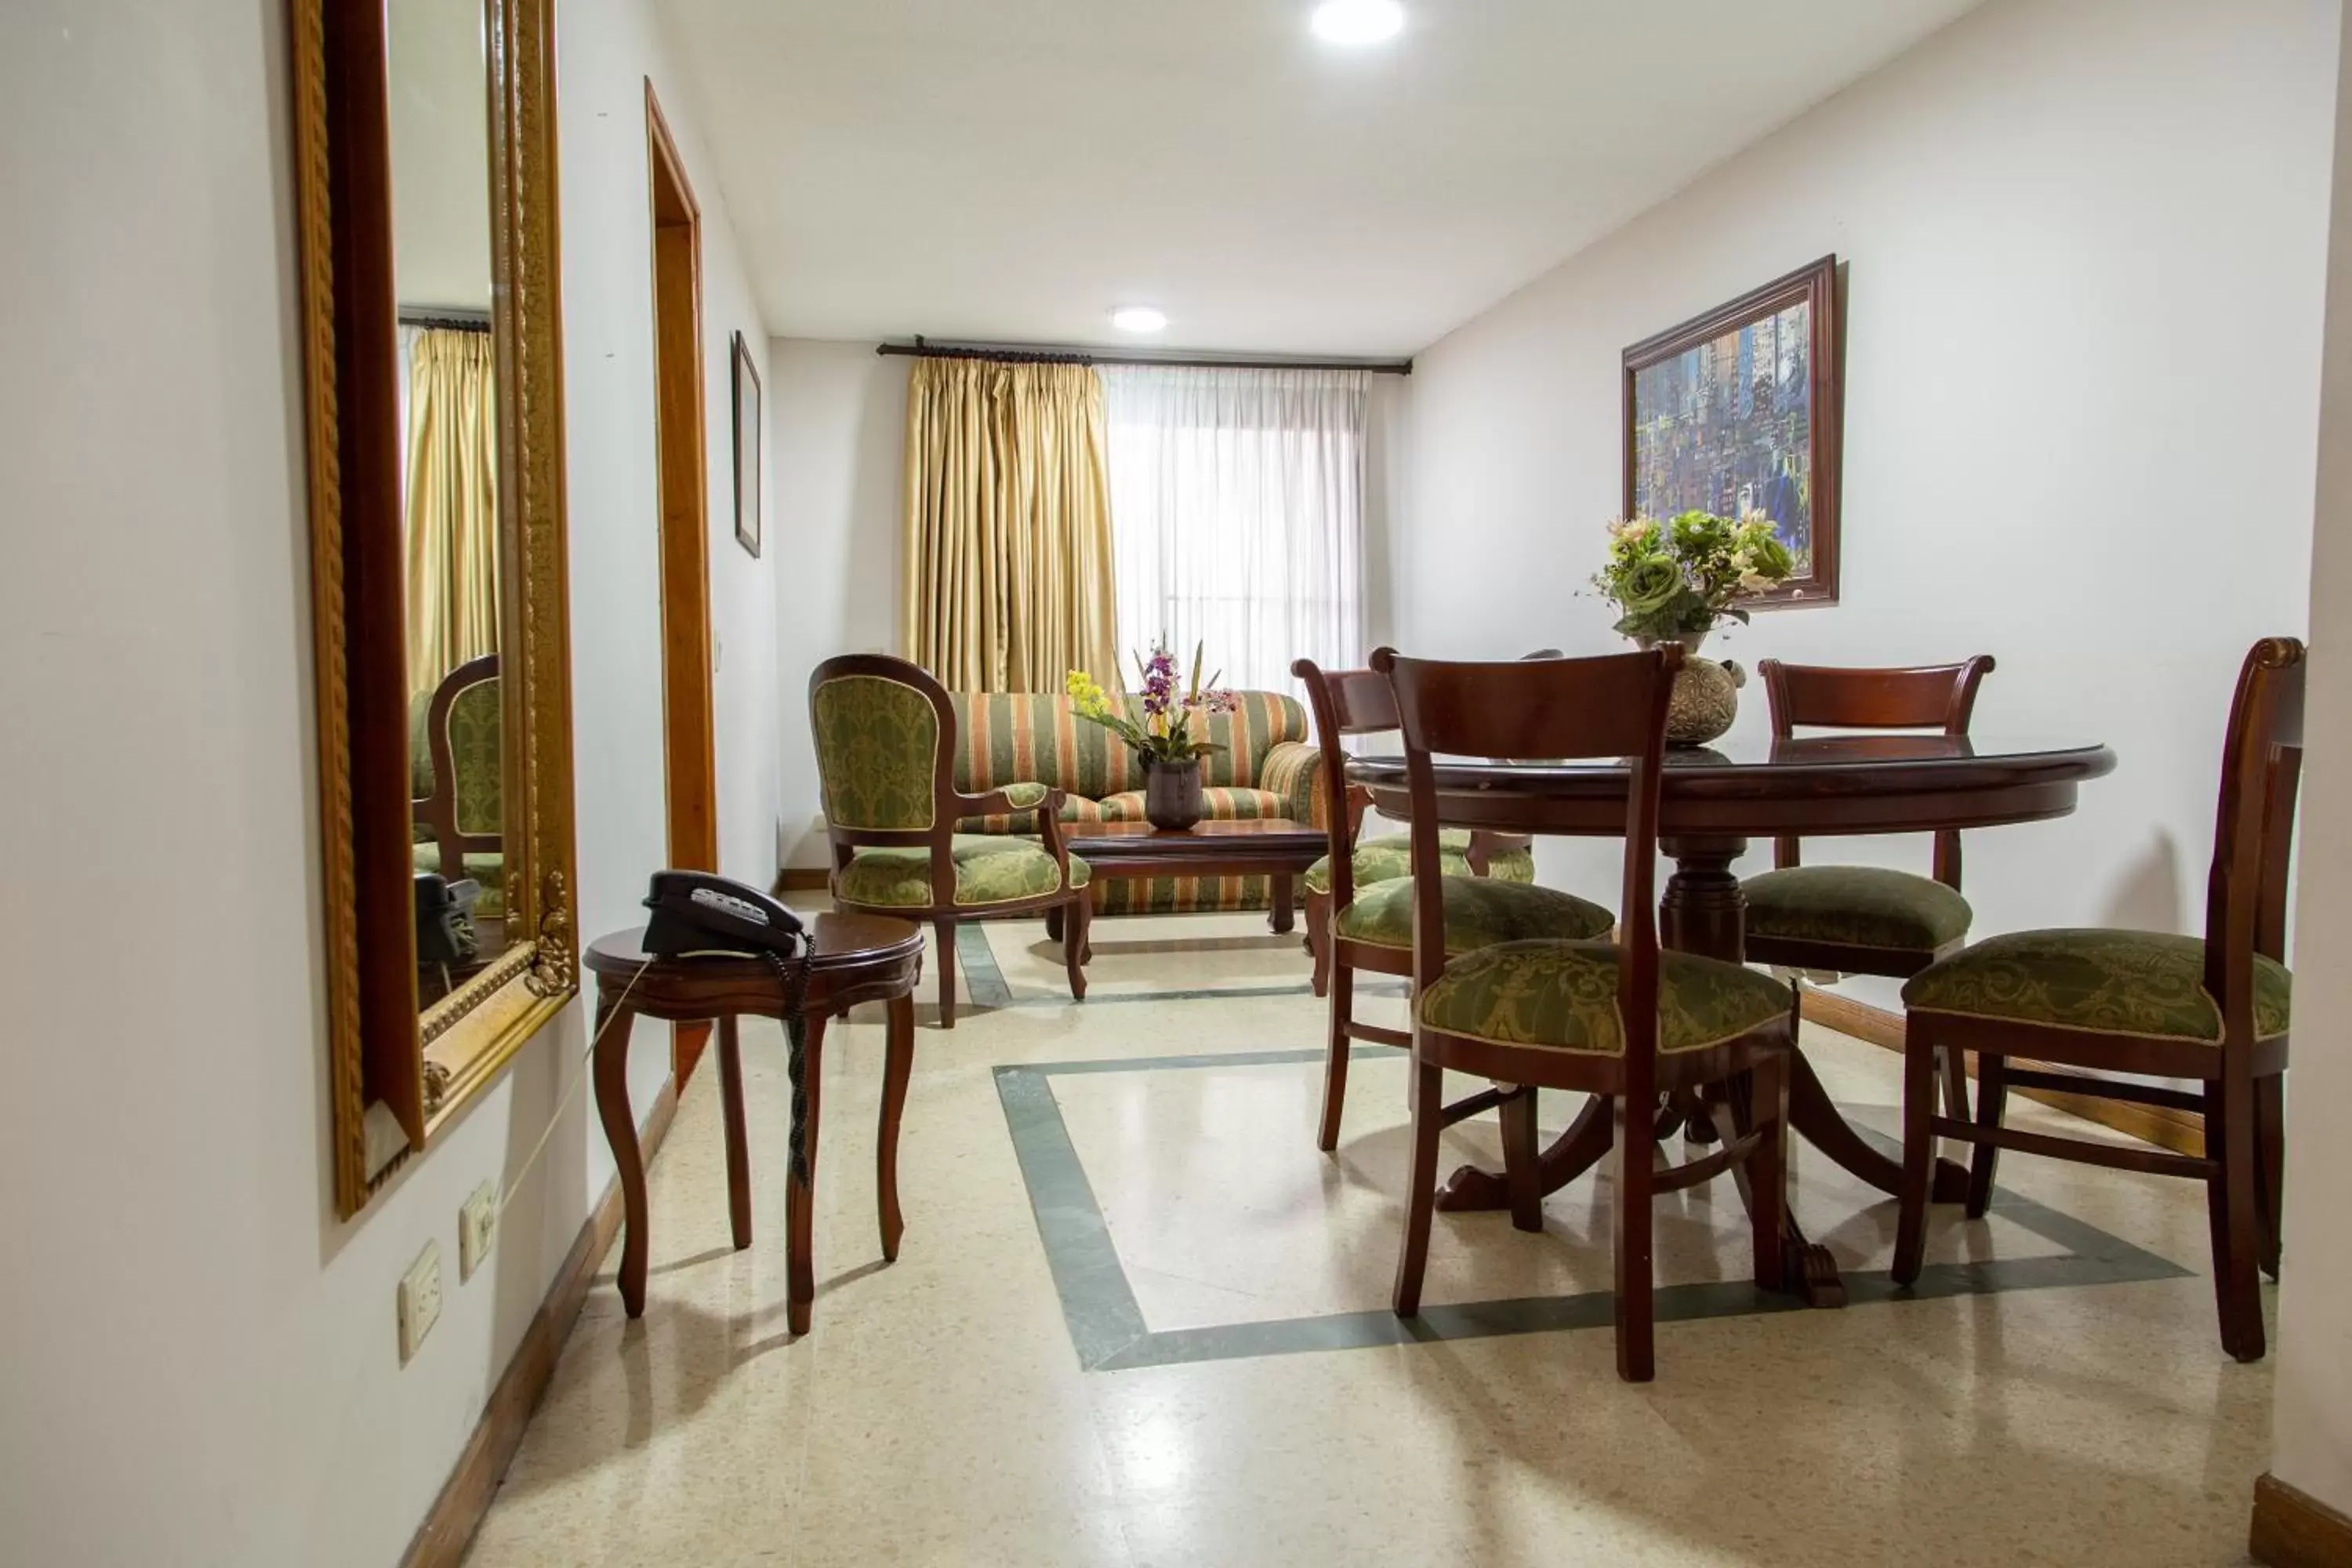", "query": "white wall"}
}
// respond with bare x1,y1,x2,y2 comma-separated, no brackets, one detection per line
0,1,771,1563
1399,0,2338,1000
2269,0,2352,1523
768,341,907,869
